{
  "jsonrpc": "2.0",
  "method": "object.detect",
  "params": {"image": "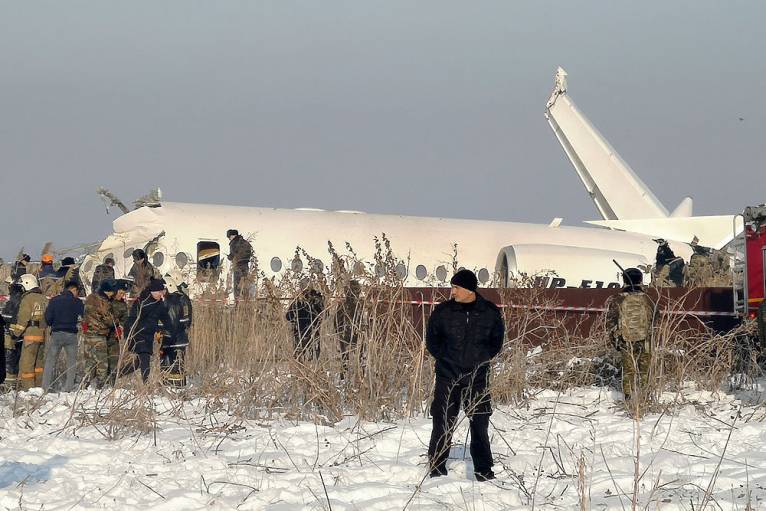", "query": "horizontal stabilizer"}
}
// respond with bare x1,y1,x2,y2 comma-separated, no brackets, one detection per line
586,215,742,249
